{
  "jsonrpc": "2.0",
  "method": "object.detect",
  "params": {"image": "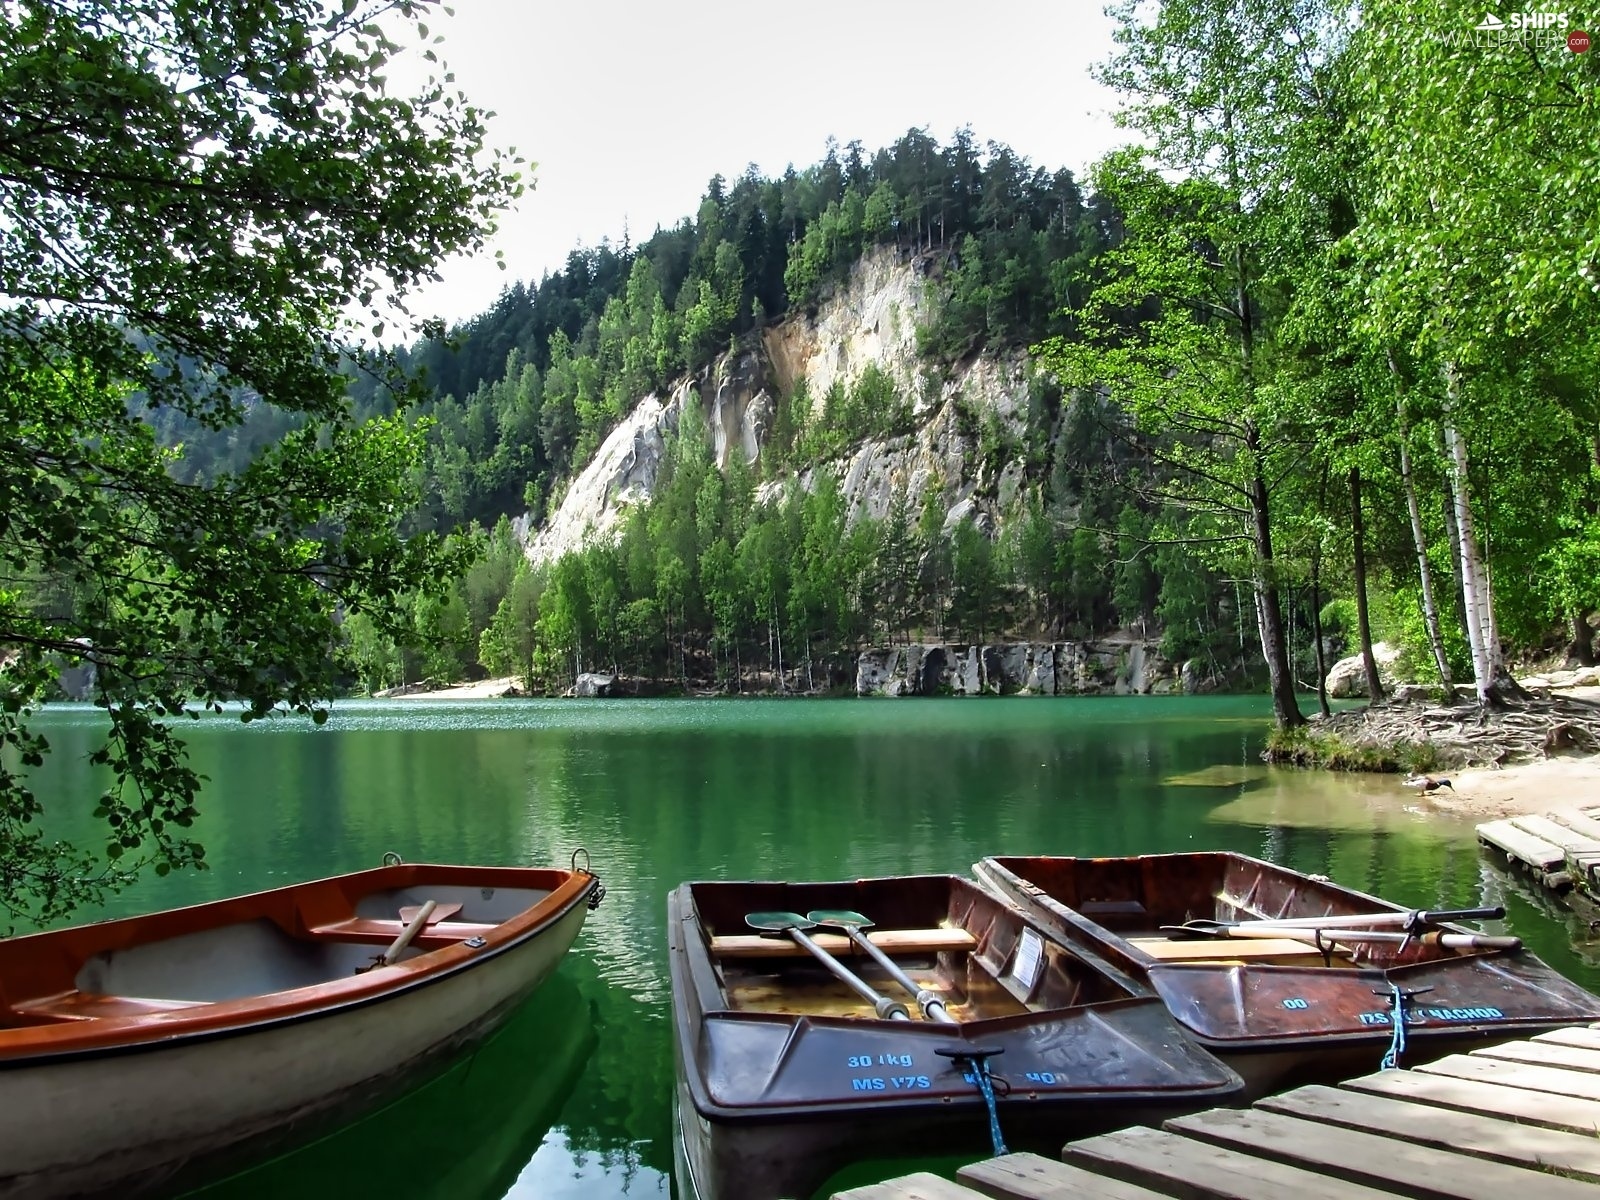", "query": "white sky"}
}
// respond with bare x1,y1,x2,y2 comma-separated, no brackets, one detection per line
403,1,1128,327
